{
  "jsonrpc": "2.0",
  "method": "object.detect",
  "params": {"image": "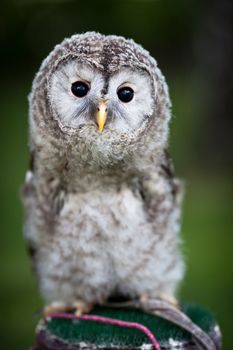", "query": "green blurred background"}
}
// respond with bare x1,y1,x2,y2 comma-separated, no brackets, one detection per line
0,0,232,348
